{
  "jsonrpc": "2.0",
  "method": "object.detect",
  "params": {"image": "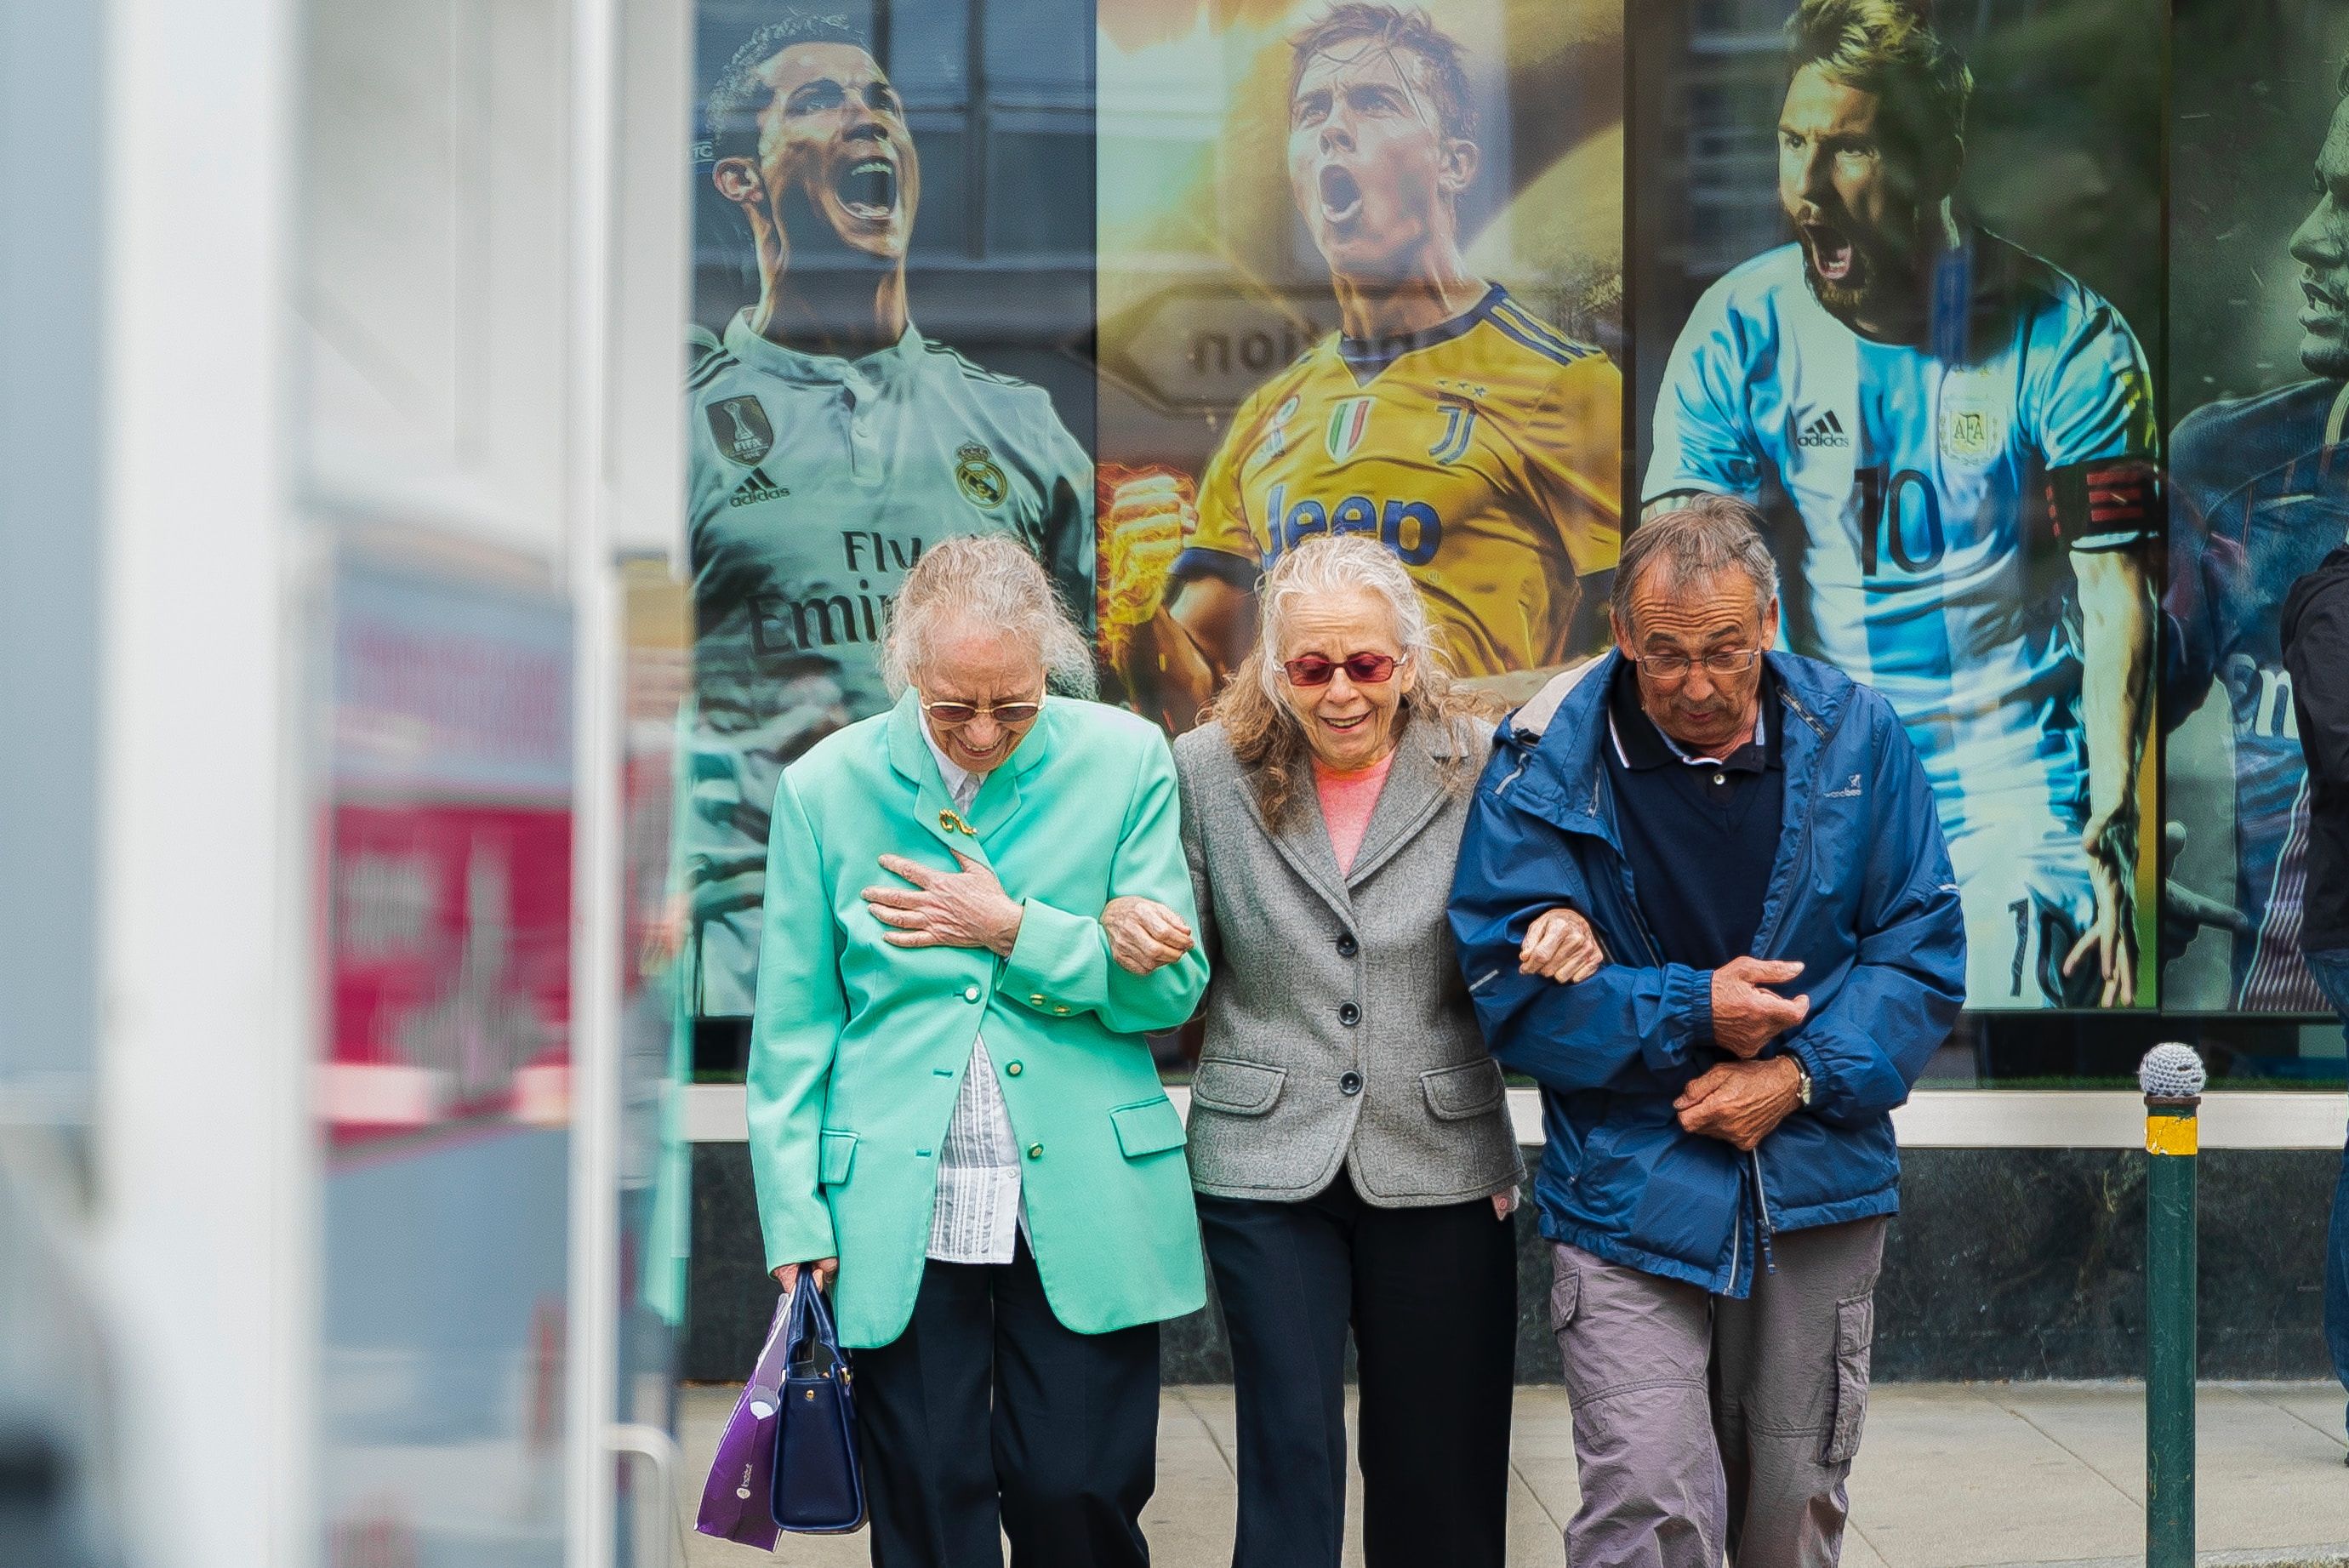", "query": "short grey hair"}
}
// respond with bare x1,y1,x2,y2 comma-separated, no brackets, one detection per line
1613,497,1781,636
1254,534,1443,707
881,535,1096,698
